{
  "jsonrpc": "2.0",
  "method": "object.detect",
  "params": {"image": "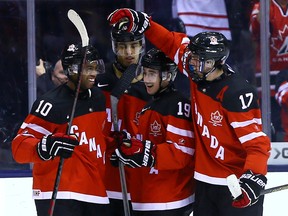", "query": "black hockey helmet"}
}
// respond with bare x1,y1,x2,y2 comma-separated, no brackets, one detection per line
184,31,230,82
61,43,105,77
141,48,177,81
111,26,145,56
188,31,229,63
